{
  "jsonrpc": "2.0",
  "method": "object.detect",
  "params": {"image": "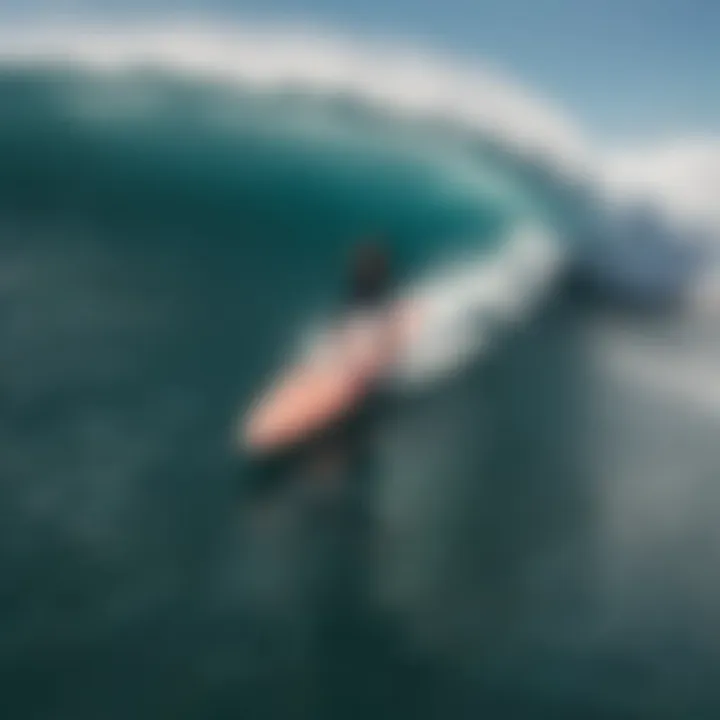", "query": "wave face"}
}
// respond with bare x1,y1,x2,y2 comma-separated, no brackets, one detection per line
0,45,574,386
2,23,720,720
